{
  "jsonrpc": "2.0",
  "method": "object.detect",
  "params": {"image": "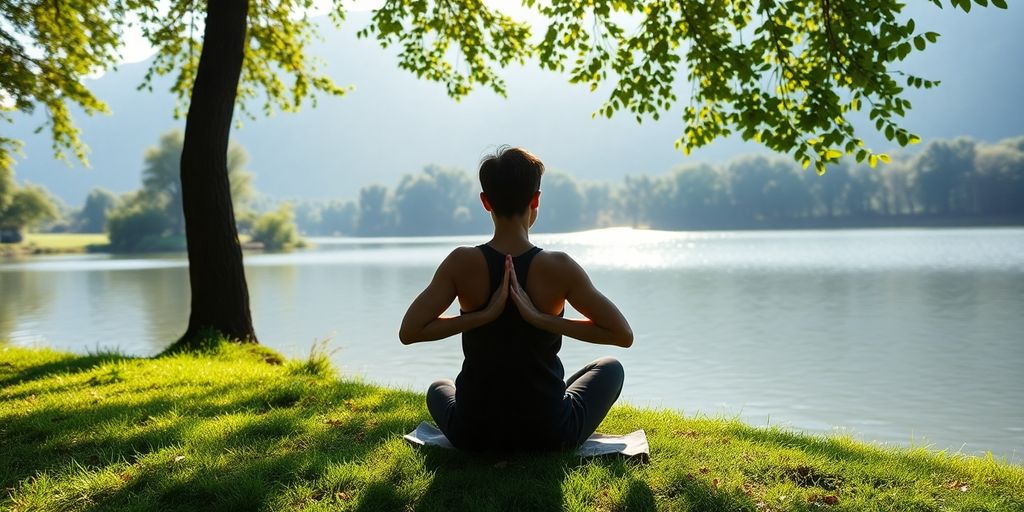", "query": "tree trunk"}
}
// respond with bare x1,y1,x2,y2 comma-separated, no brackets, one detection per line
176,0,257,346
